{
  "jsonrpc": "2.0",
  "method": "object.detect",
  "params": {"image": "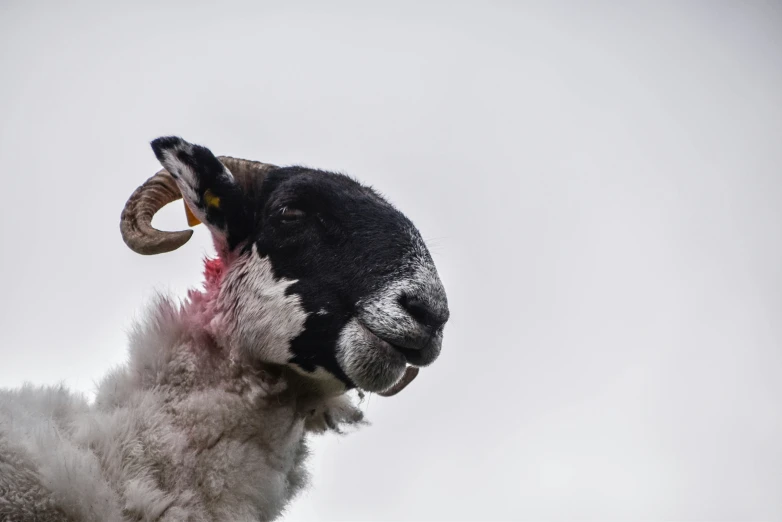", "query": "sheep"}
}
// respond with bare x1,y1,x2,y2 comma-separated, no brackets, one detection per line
0,136,450,522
